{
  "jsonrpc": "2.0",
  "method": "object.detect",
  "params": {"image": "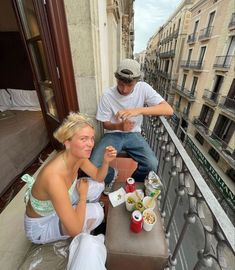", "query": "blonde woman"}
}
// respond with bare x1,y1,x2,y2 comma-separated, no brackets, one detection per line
22,112,117,244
